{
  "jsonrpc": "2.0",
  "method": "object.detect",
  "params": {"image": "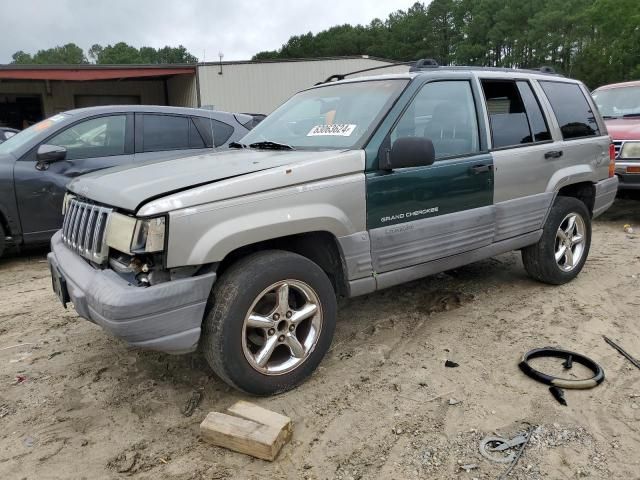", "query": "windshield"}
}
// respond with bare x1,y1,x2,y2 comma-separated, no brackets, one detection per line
593,86,640,118
240,79,409,149
0,114,69,155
